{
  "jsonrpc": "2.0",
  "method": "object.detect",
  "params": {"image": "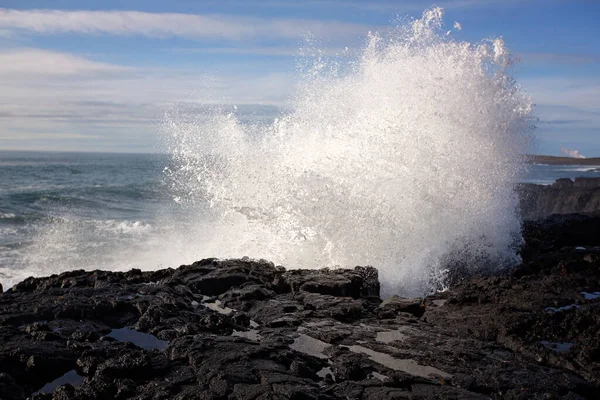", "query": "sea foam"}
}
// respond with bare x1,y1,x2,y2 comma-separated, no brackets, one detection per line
162,8,534,295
